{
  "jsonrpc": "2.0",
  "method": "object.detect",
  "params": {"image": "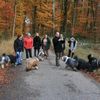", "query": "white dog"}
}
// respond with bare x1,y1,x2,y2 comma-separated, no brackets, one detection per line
38,49,47,61
26,57,39,72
